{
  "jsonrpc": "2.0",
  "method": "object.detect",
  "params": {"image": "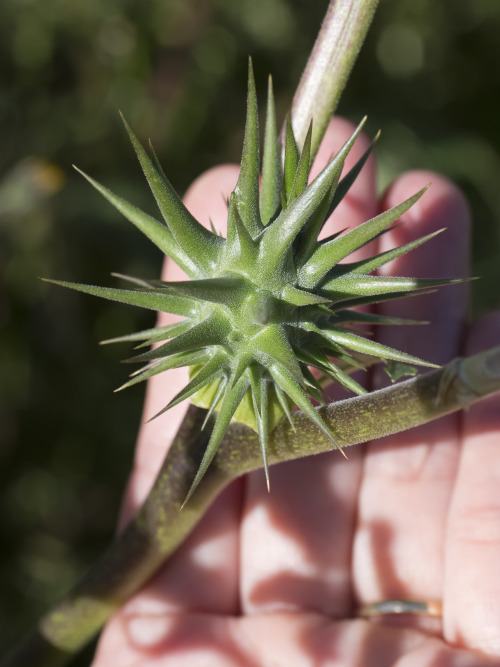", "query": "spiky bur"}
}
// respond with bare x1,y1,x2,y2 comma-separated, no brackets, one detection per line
46,62,461,504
